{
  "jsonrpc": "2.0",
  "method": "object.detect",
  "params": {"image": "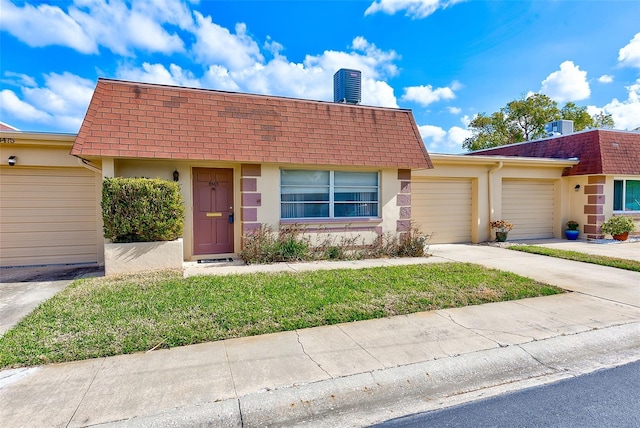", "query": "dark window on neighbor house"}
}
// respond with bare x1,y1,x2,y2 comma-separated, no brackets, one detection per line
614,179,640,211
281,170,379,219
